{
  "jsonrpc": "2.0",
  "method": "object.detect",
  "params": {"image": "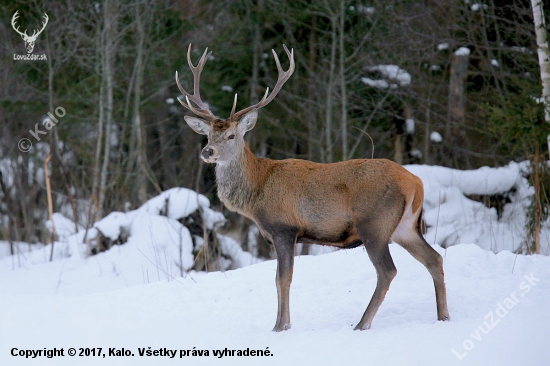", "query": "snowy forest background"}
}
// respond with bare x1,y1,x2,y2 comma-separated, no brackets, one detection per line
1,0,550,267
